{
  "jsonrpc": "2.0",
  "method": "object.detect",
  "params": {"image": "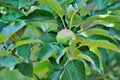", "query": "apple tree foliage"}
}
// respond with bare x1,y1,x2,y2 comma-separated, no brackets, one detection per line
0,0,120,80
